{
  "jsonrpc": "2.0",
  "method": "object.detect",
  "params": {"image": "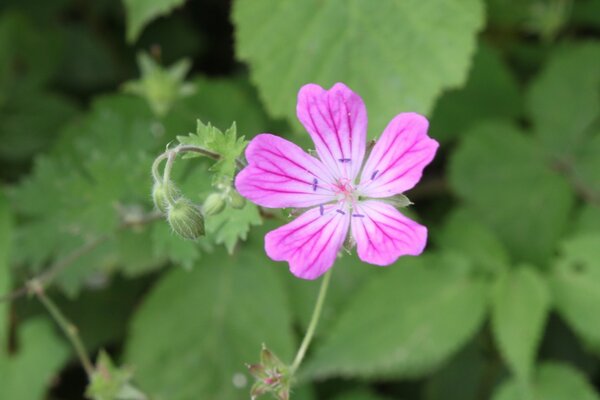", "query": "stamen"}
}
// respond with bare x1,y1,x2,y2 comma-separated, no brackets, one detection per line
336,209,346,215
312,178,318,191
371,170,379,180
352,214,365,218
338,158,352,163
319,205,324,216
